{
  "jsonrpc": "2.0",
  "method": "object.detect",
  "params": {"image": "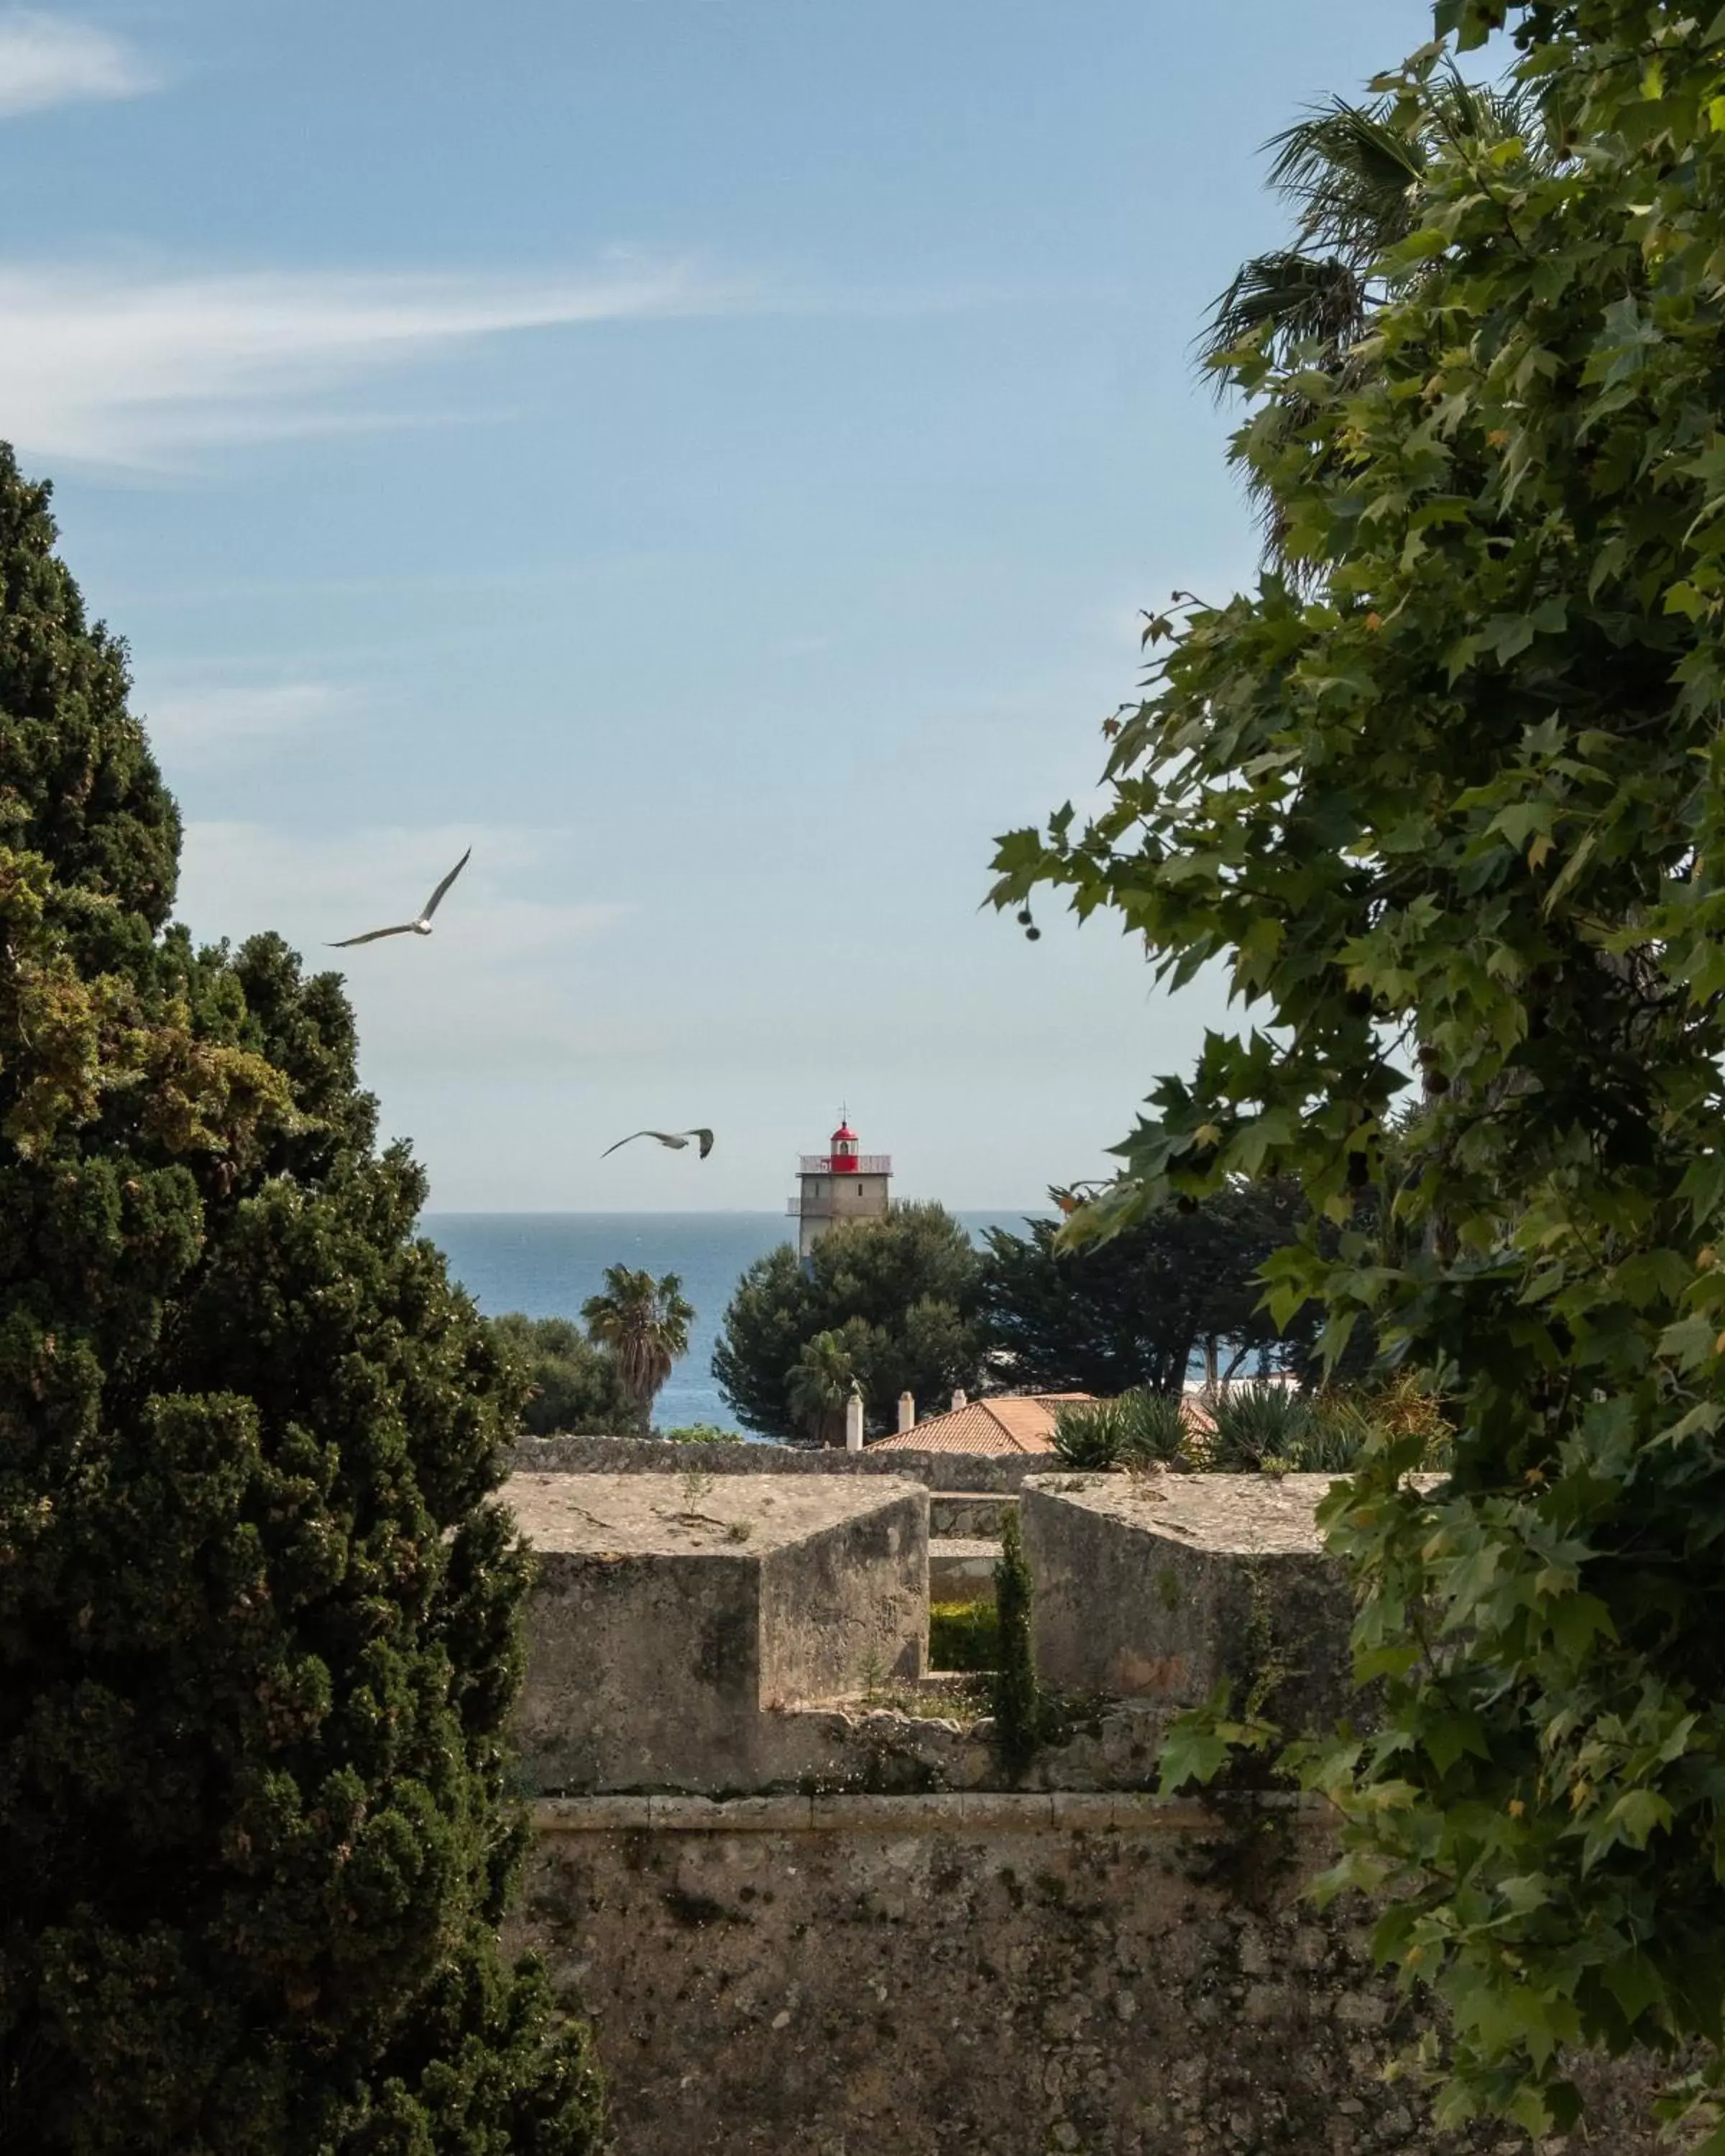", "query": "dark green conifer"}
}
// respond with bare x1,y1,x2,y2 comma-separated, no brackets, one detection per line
990,1509,1040,1782
0,447,600,2155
